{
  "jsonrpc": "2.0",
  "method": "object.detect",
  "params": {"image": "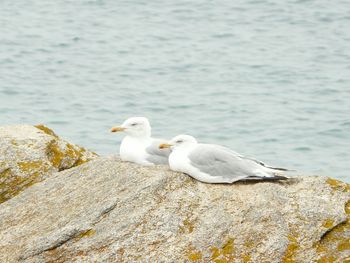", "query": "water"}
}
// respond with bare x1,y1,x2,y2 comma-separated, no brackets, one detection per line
1,0,350,181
